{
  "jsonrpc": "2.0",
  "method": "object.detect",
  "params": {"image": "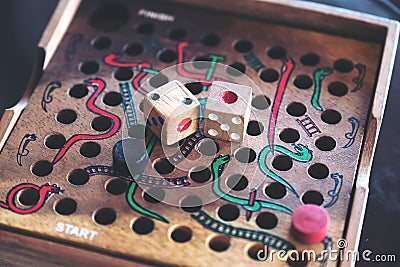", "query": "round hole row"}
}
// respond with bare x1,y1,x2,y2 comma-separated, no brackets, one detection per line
286,102,342,124
16,186,190,237
55,112,118,130
279,129,337,151
19,183,324,221
90,16,221,45
152,145,257,176
68,86,123,104
231,41,354,73
88,7,355,72
31,142,101,177
37,144,330,184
